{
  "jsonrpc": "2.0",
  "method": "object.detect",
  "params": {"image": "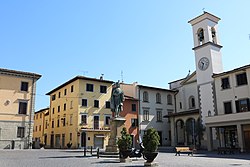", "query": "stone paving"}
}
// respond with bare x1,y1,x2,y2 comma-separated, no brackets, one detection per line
0,149,249,167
